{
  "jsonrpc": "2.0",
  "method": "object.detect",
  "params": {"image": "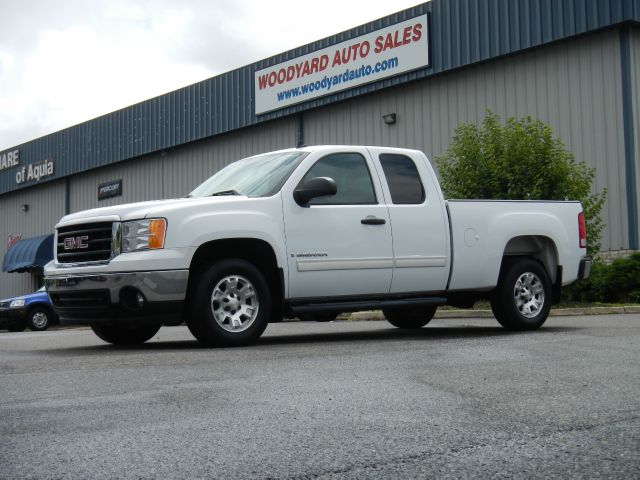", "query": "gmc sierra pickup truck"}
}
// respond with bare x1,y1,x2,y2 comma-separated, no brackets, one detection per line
45,146,591,346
